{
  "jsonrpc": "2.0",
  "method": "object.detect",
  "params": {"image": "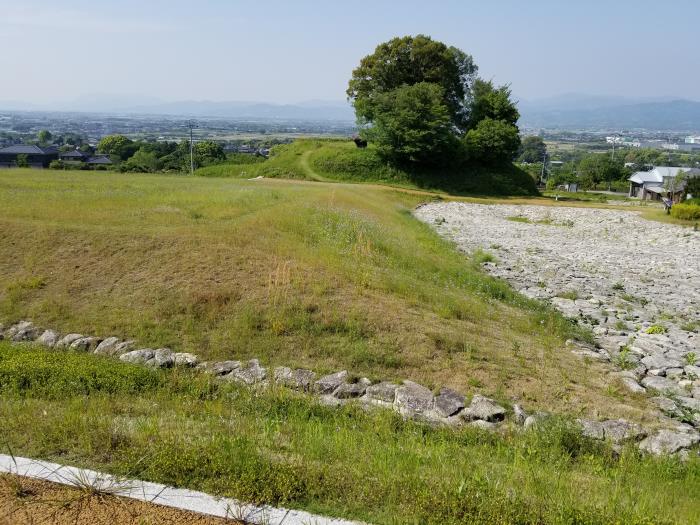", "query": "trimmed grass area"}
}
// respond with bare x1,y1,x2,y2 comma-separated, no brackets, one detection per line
1,344,699,525
0,169,653,421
